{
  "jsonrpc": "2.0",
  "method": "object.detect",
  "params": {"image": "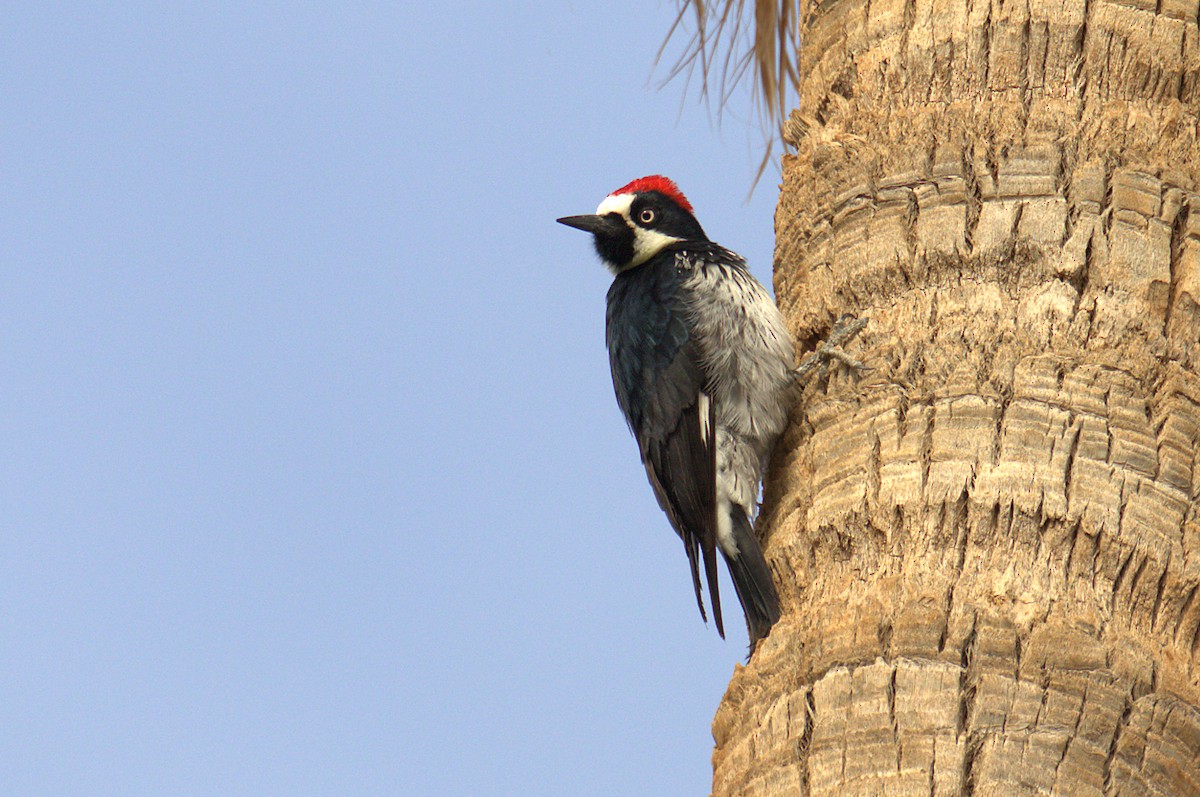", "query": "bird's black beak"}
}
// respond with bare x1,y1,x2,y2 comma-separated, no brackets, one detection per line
556,214,624,236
